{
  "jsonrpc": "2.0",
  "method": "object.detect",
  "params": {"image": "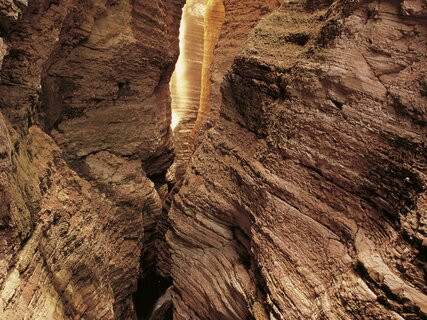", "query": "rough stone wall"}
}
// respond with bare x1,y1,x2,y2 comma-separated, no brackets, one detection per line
167,0,427,319
0,0,27,65
157,0,281,280
0,0,184,319
1,0,426,319
1,124,117,319
191,0,280,142
170,0,208,180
